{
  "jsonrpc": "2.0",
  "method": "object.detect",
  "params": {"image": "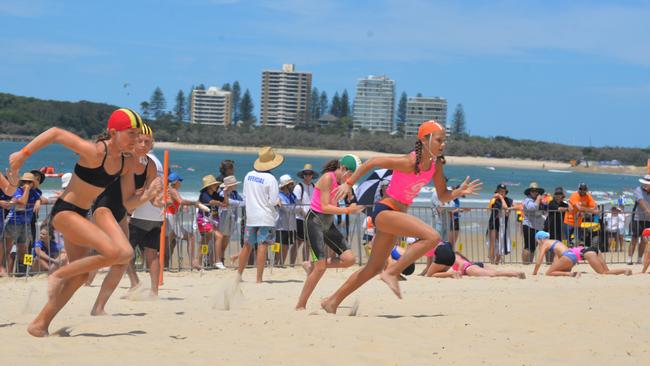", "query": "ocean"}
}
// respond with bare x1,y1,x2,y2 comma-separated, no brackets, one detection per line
0,141,642,207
